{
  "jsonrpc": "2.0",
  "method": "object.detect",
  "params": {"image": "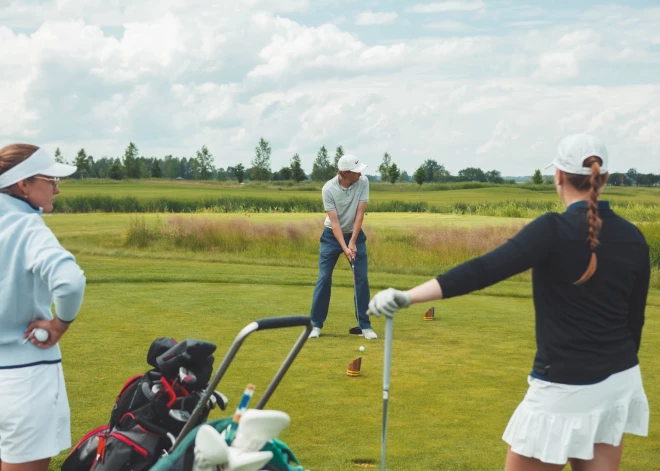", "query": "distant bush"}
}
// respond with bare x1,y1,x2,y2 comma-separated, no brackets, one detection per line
54,196,660,225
